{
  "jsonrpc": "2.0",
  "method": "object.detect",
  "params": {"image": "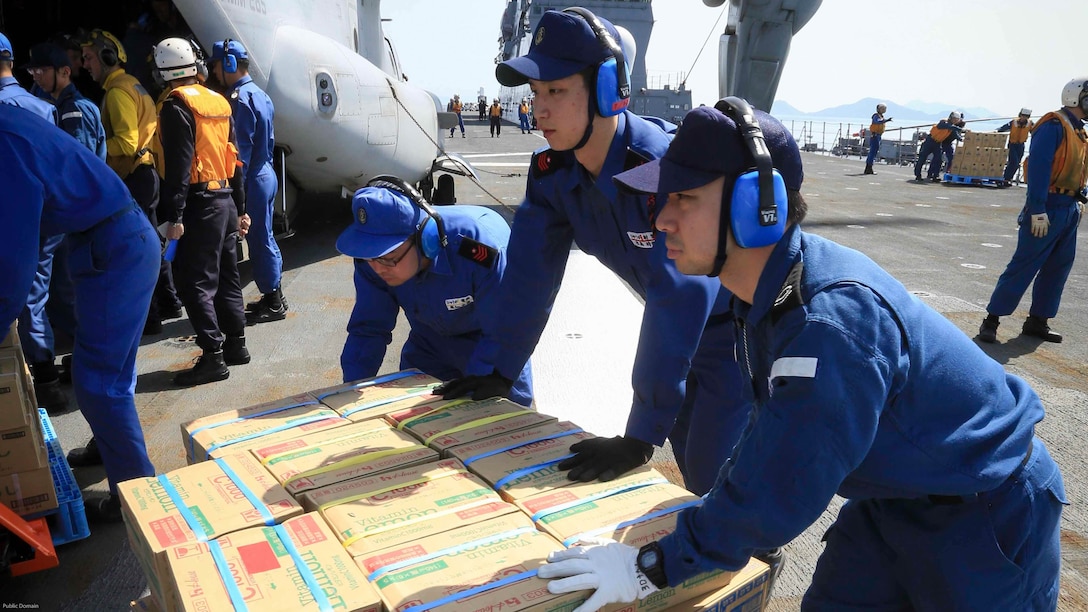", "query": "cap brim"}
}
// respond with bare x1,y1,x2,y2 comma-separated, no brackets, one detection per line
335,226,406,260
613,158,722,195
496,53,588,86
